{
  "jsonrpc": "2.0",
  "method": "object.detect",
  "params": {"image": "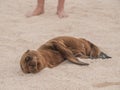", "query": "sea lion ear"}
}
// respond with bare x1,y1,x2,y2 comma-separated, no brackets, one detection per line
26,50,30,53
